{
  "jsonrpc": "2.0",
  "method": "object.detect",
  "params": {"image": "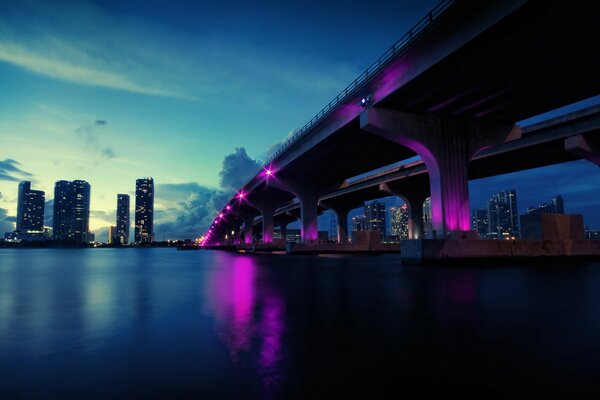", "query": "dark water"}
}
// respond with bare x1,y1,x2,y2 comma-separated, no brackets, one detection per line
1,249,600,399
